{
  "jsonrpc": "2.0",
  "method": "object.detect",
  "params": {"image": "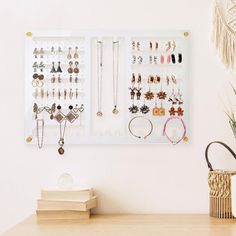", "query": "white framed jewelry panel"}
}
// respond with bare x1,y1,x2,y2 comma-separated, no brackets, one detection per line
25,30,189,146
